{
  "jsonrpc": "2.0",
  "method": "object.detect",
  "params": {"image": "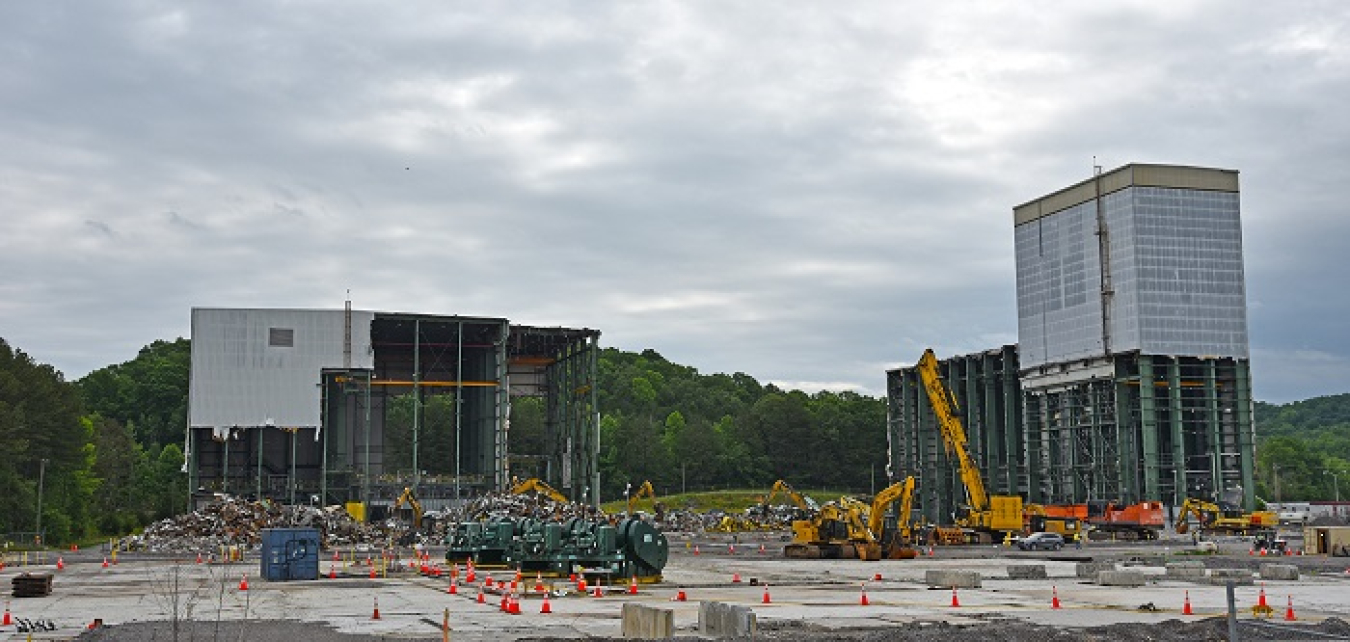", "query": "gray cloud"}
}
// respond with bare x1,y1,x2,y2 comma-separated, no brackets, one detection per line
2,2,1347,402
